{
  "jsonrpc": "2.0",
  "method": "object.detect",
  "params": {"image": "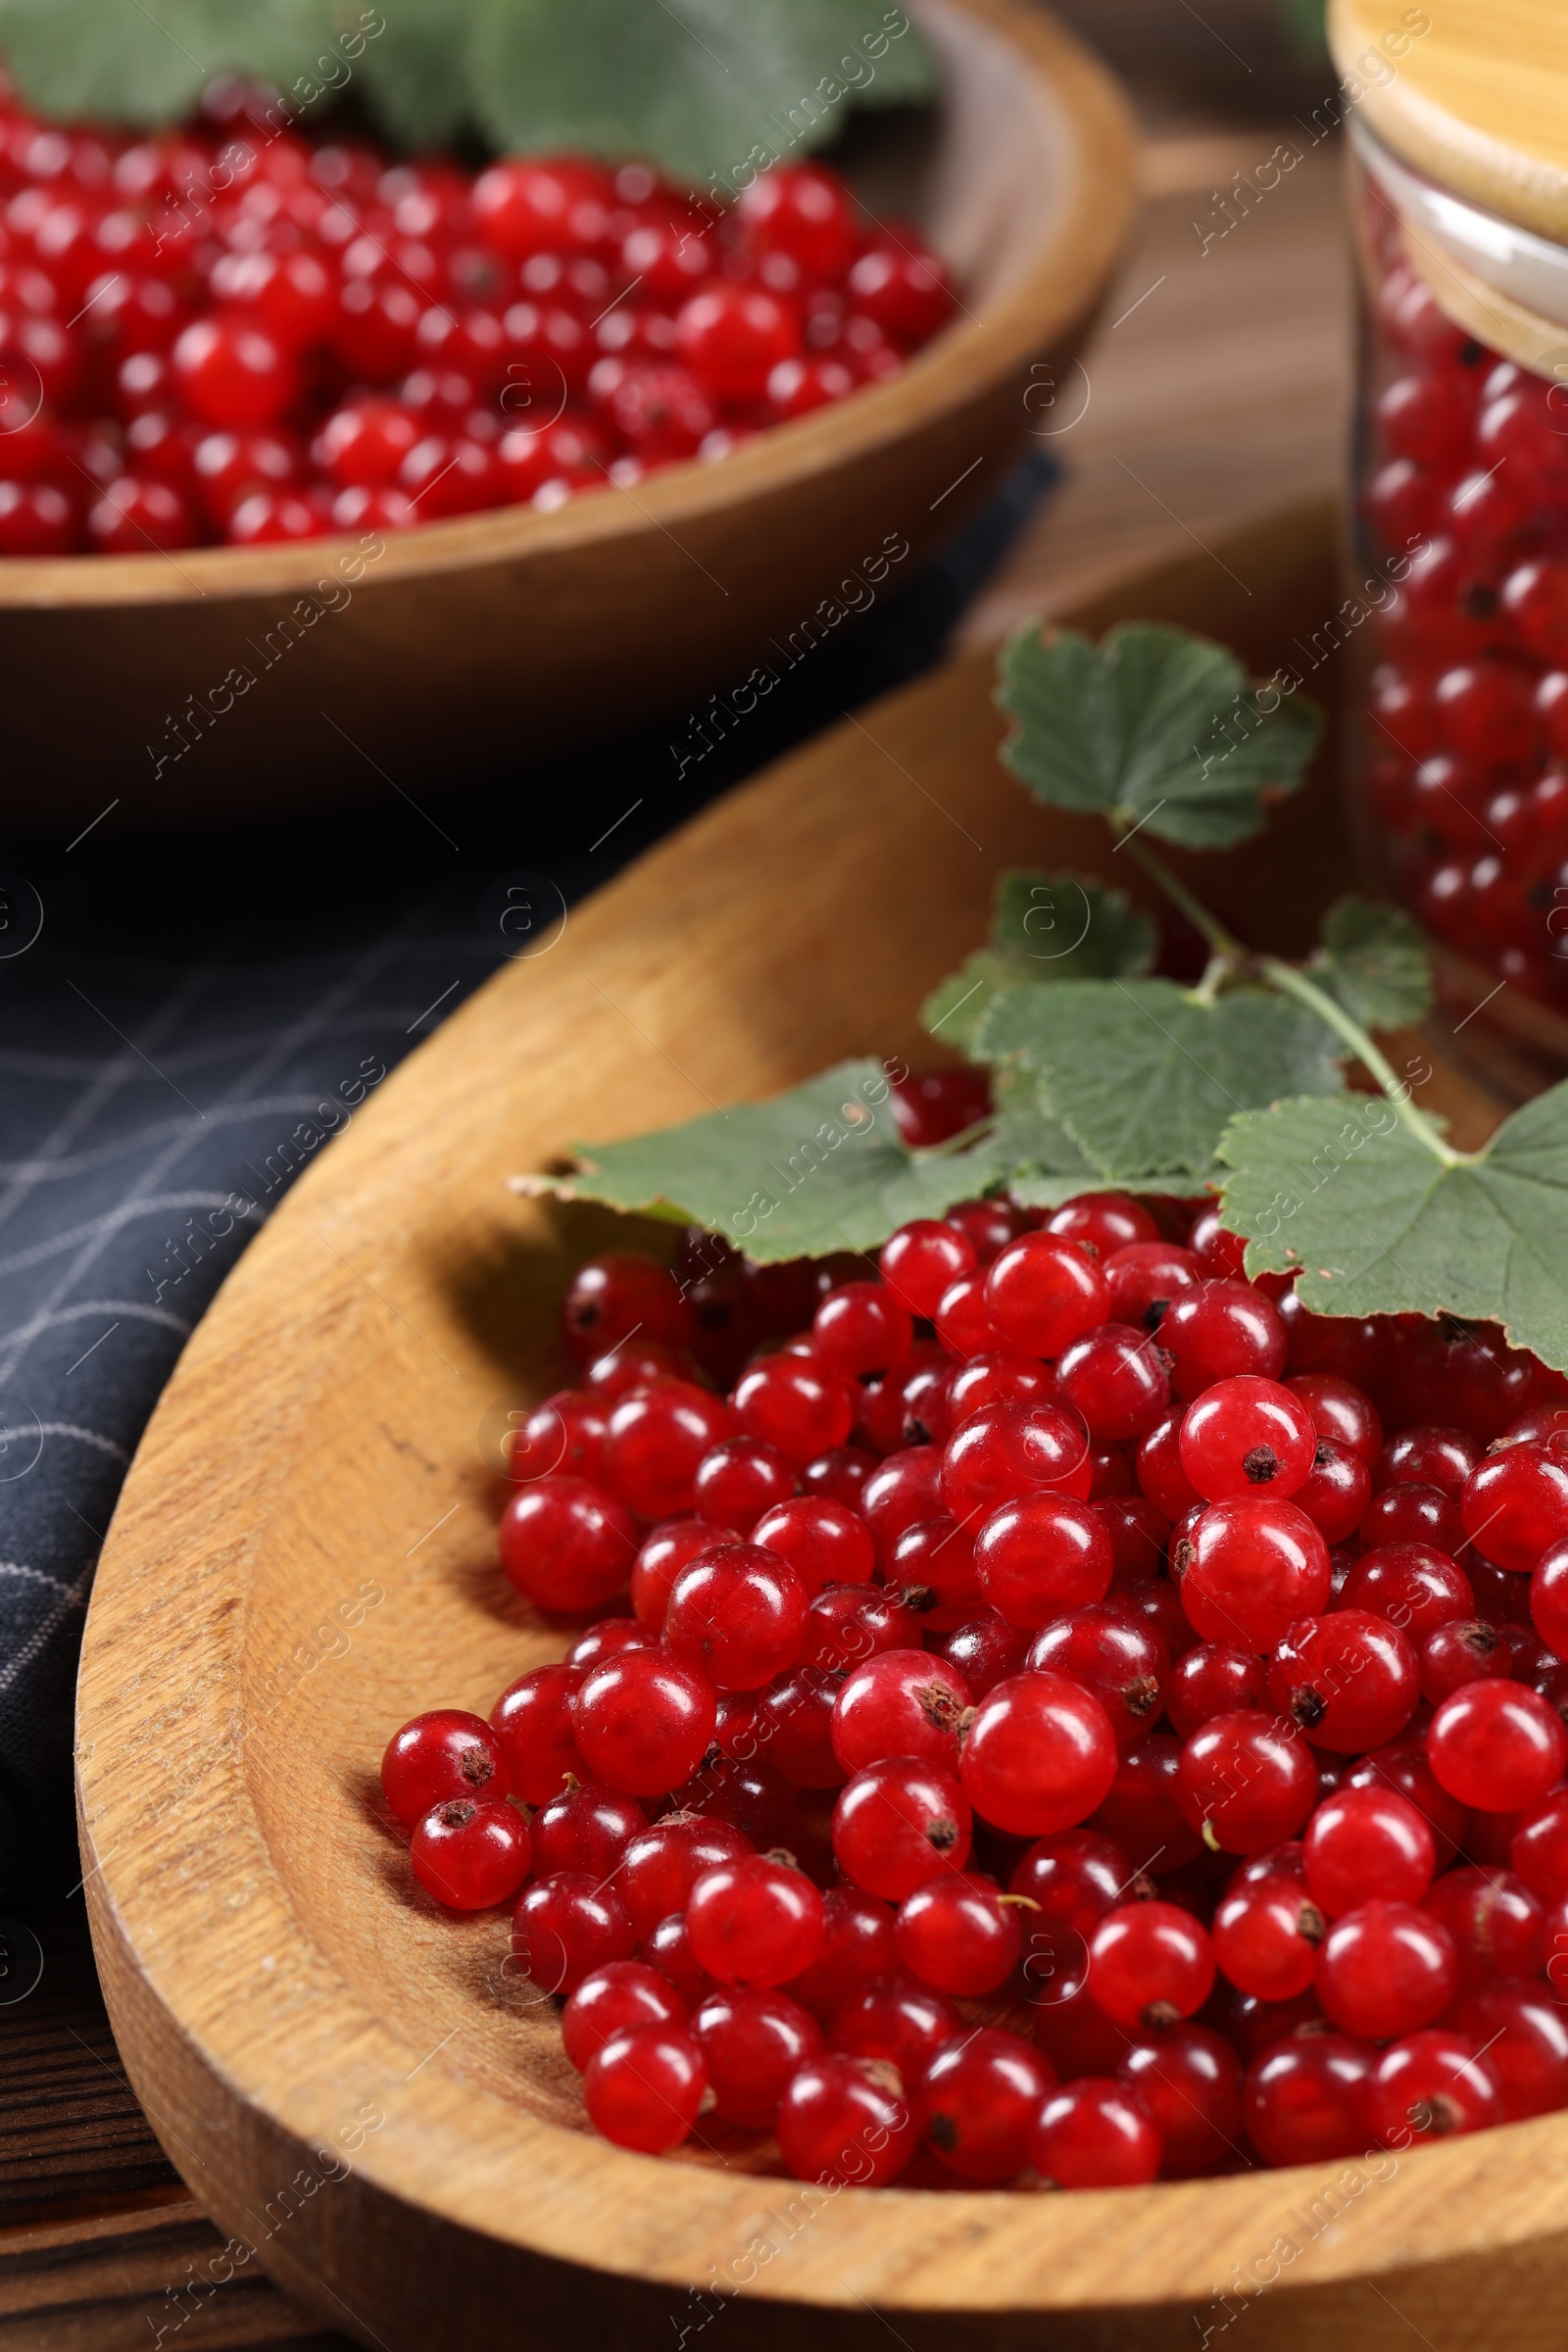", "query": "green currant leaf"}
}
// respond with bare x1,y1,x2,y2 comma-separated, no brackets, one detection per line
550,1058,1008,1263
357,0,474,148
997,620,1323,852
0,0,337,122
976,979,1344,1185
1217,1085,1568,1373
471,0,935,185
1310,896,1434,1033
921,869,1156,1054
